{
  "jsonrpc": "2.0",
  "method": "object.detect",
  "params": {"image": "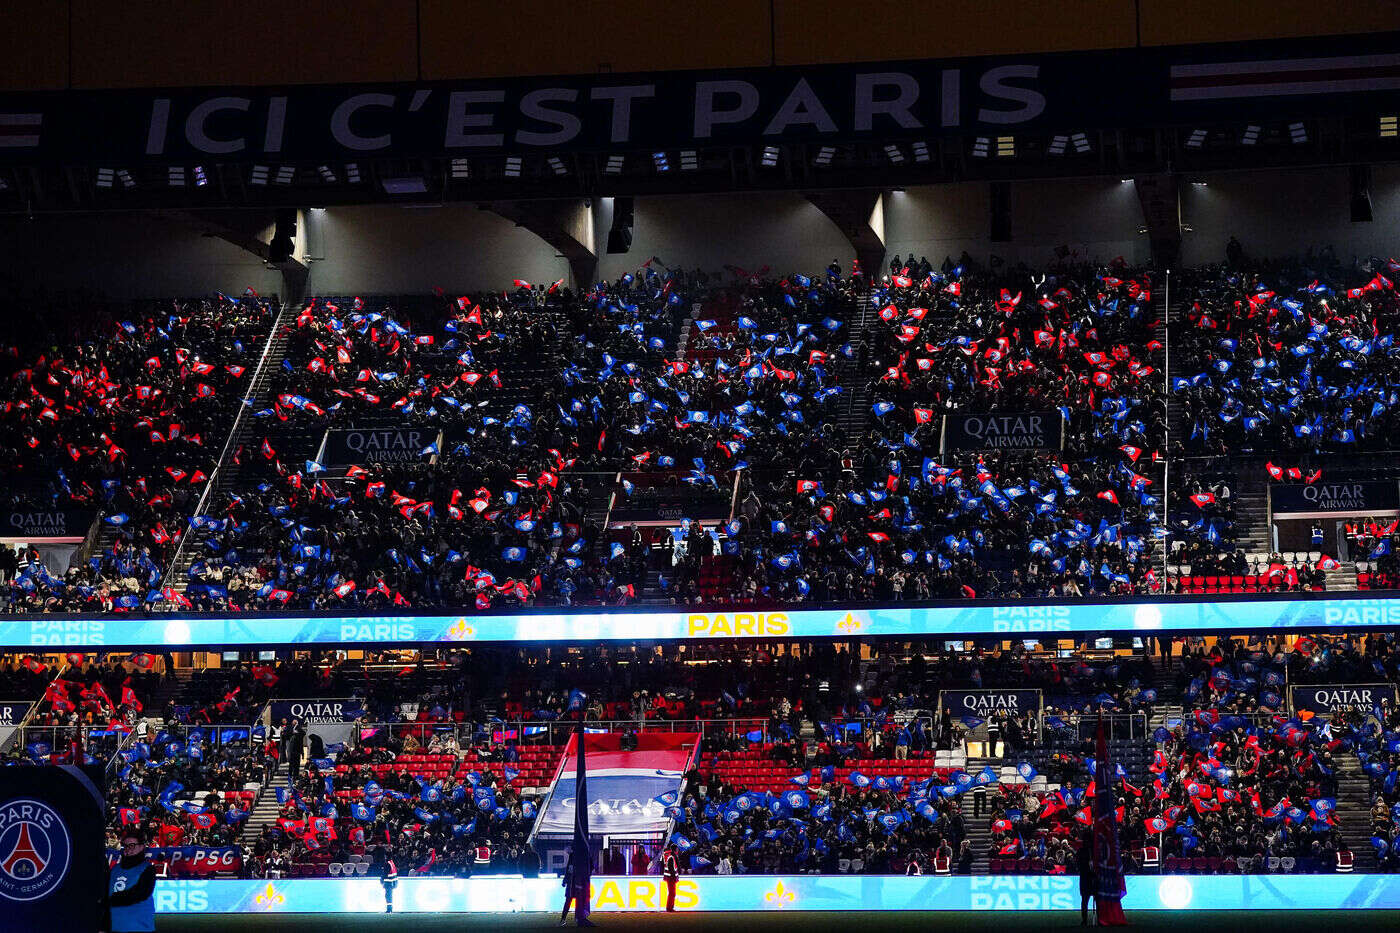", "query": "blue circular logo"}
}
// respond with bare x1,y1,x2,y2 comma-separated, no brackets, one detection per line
0,798,71,902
